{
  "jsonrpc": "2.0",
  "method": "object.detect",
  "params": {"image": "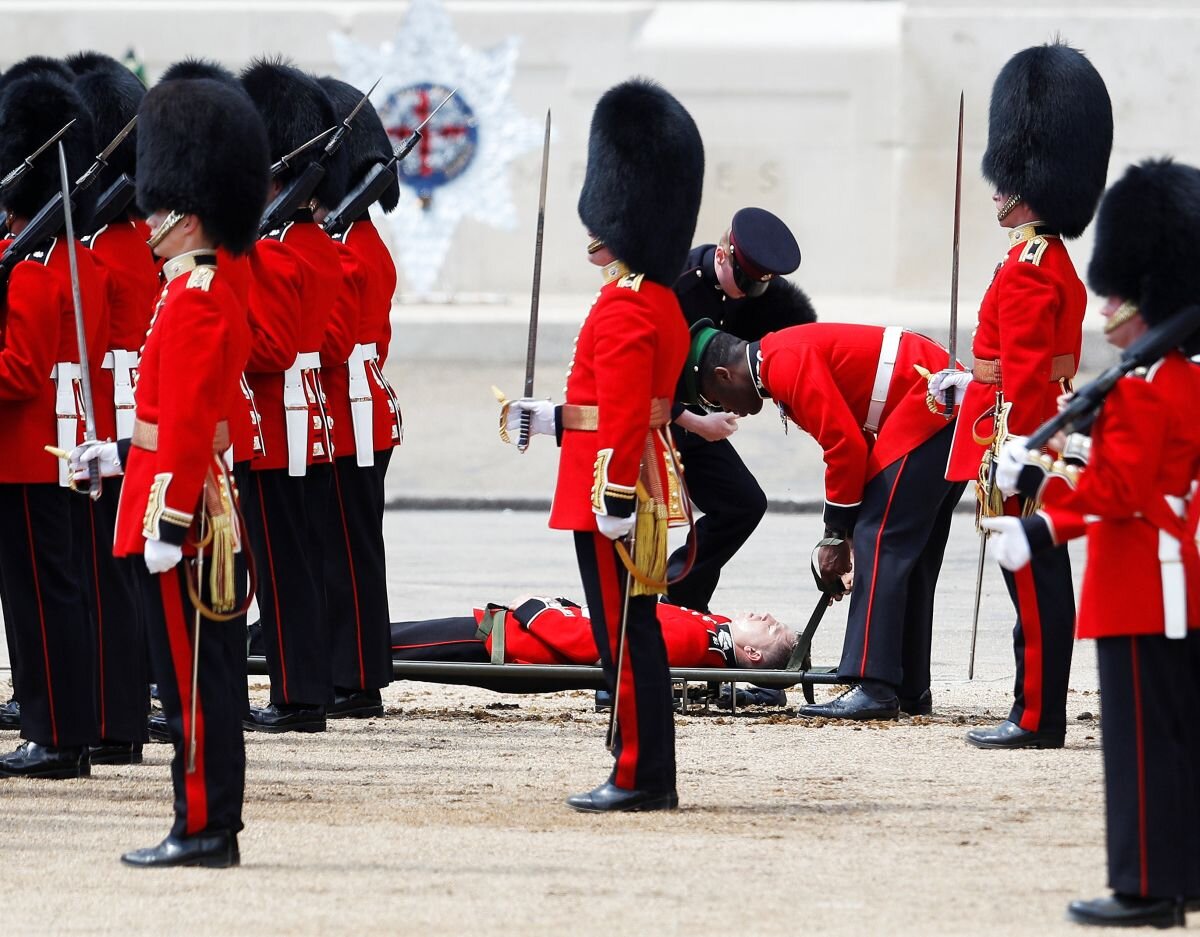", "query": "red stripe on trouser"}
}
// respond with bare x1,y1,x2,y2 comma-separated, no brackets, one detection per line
594,533,639,790
256,473,290,702
859,454,908,674
1130,638,1149,896
333,466,365,686
159,571,208,835
1007,501,1045,731
22,487,58,746
88,503,106,738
